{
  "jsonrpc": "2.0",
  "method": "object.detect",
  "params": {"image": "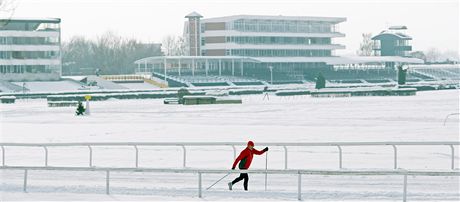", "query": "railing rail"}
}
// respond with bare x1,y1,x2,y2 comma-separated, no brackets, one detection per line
1,166,459,201
1,142,458,170
1,141,459,147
